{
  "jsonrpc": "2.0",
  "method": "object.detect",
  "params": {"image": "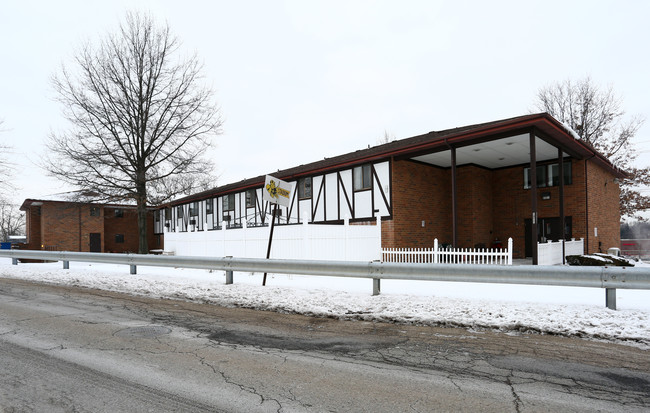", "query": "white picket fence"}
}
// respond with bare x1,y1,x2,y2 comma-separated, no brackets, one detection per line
382,238,513,265
537,238,584,265
163,217,382,261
